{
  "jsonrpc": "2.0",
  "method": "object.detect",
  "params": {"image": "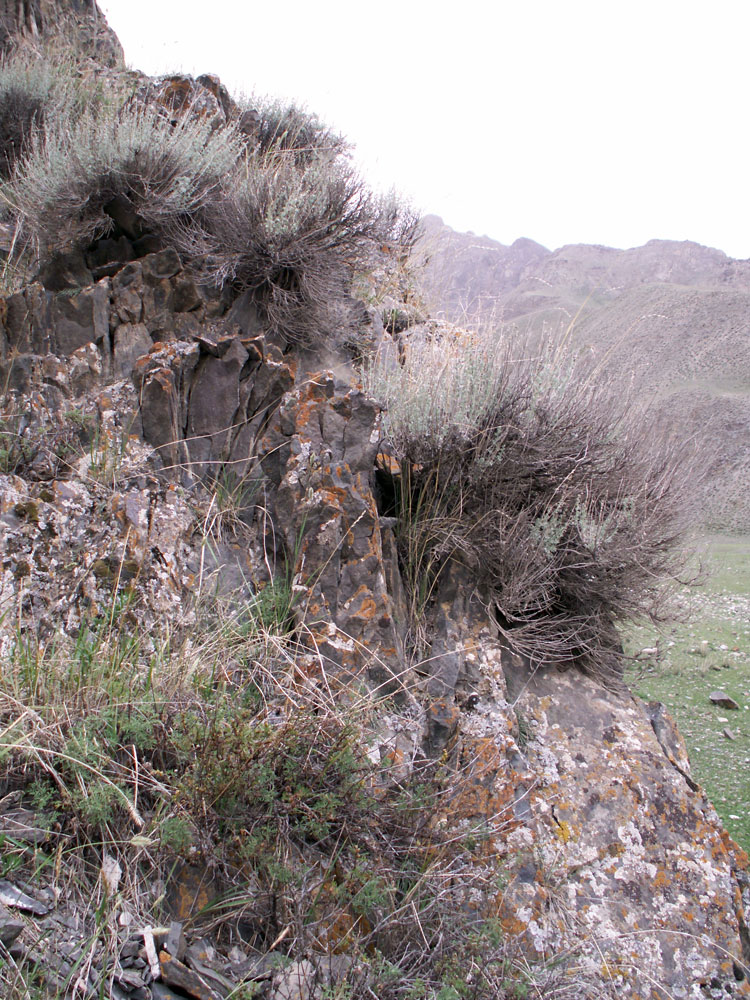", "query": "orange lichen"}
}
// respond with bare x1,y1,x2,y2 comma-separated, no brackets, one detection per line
554,820,572,843
652,868,670,889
